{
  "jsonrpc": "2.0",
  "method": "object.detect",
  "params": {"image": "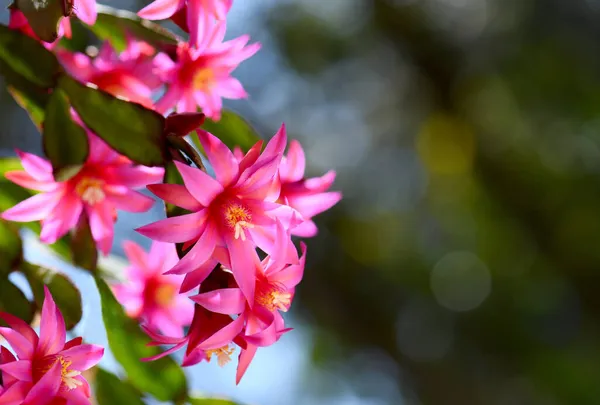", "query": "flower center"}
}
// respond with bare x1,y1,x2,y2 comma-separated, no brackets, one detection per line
205,345,235,367
36,356,82,391
223,203,254,241
75,178,105,205
255,282,292,312
154,283,177,307
193,68,215,91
